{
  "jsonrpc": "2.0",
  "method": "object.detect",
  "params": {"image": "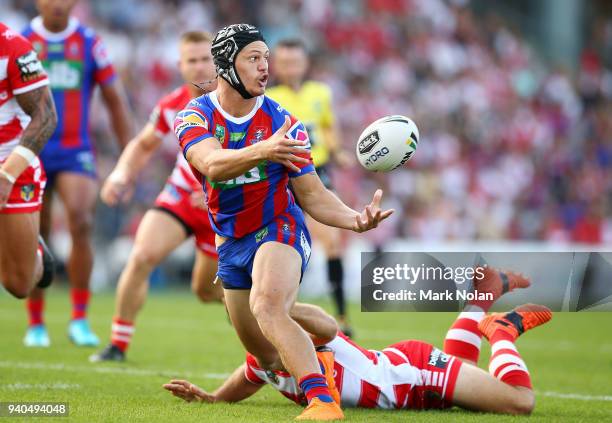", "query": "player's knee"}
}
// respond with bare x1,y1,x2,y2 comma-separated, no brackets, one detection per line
251,294,287,323
130,246,163,271
3,272,33,299
191,281,221,303
67,211,94,238
511,391,535,415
